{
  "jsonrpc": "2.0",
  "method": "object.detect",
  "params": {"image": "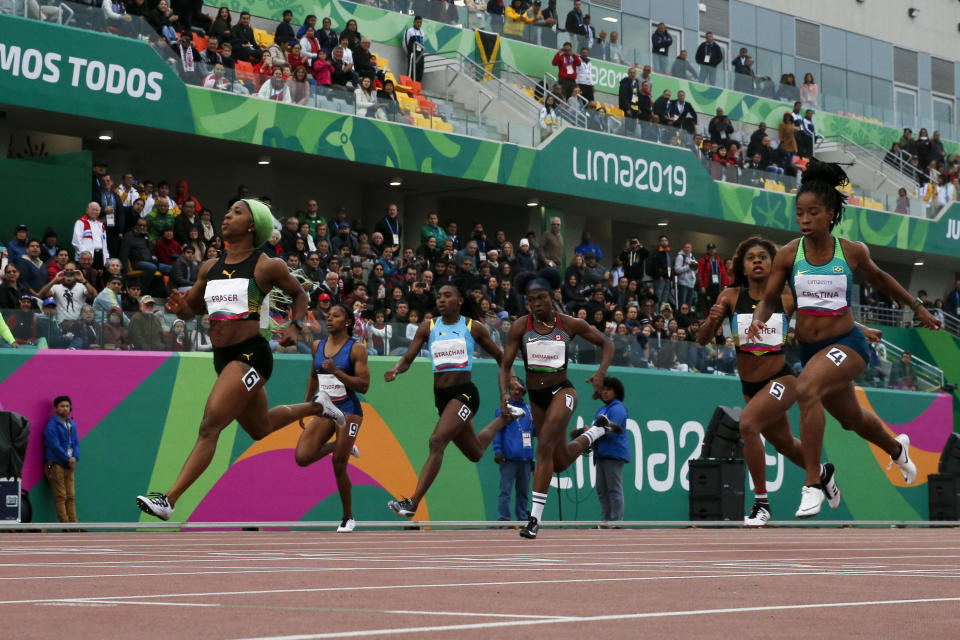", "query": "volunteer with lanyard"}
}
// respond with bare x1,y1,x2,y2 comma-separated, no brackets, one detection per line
698,236,878,526
749,162,940,518
385,283,518,519
499,268,618,539
403,15,425,82
298,303,369,533
137,199,343,520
